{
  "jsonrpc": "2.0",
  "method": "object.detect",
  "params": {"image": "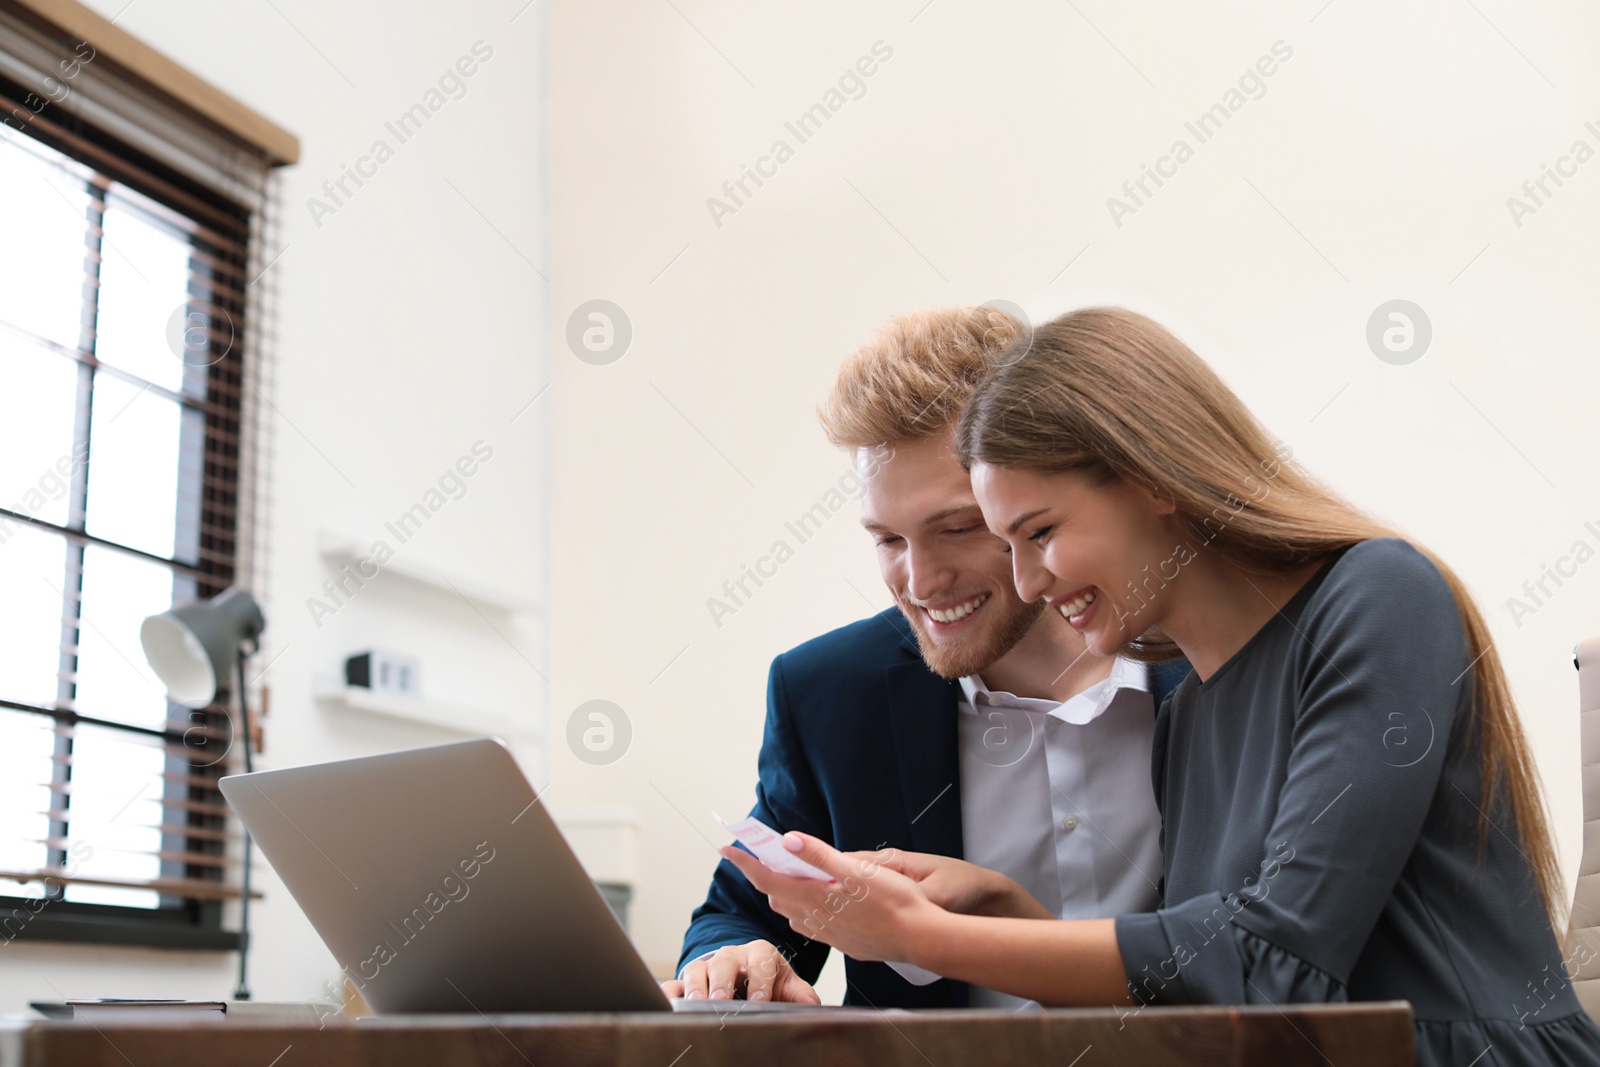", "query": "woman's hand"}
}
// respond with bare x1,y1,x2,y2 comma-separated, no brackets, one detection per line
718,832,947,966
853,850,1055,920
